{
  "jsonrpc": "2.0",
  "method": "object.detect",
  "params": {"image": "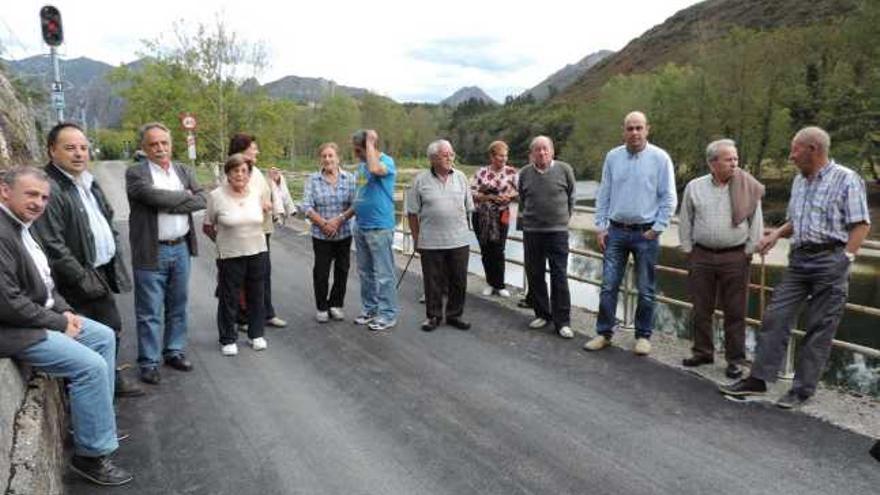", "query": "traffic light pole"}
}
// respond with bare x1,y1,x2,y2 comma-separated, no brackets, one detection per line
50,45,64,122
